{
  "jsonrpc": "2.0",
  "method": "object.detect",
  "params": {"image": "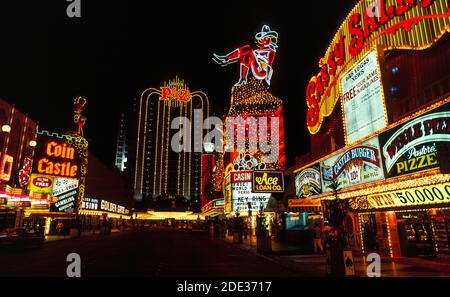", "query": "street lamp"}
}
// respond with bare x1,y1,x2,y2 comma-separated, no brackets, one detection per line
1,124,11,154
1,124,11,133
29,140,37,147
